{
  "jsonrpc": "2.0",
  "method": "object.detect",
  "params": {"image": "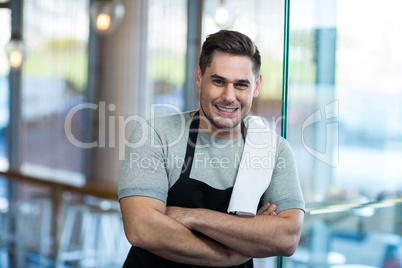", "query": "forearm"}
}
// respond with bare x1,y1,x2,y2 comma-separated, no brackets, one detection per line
133,211,249,266
121,197,249,266
171,208,303,258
